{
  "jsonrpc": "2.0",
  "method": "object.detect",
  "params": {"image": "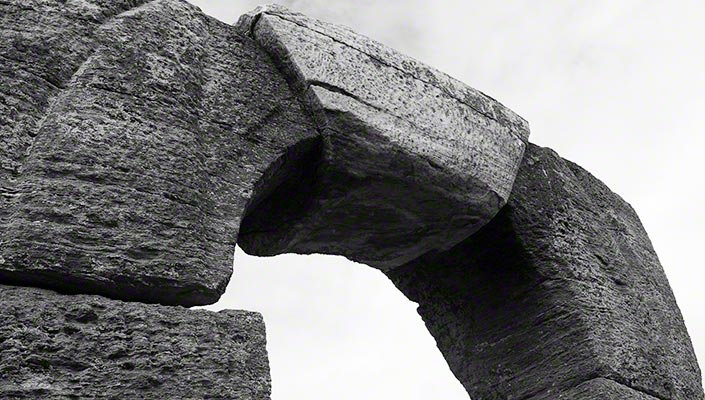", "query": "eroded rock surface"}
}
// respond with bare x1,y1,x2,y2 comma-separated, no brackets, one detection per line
236,5,529,269
0,284,270,399
0,1,529,304
531,378,662,400
1,2,702,399
386,144,704,400
0,0,151,236
0,0,319,306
